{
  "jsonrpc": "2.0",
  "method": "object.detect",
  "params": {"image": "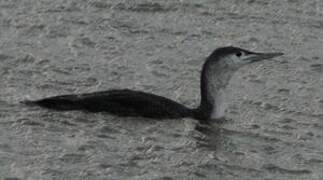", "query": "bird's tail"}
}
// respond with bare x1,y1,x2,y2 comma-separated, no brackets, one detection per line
20,100,39,106
20,94,83,111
